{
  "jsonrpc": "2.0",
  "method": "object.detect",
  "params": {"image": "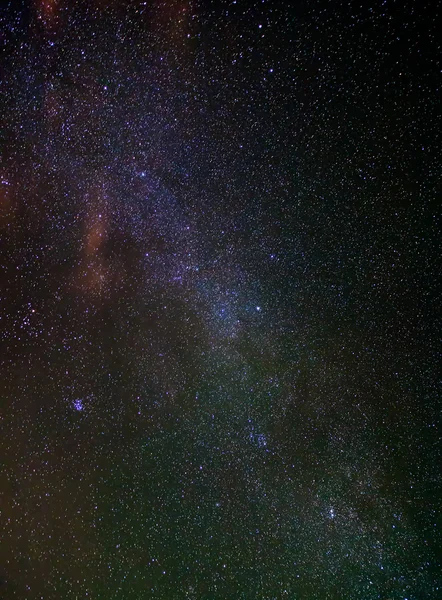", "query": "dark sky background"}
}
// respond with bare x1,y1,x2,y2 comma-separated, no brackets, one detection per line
0,0,440,598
